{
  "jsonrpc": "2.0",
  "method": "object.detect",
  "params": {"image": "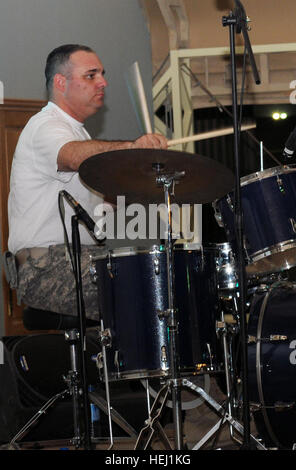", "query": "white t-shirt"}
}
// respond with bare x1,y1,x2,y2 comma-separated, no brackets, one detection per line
8,101,103,253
